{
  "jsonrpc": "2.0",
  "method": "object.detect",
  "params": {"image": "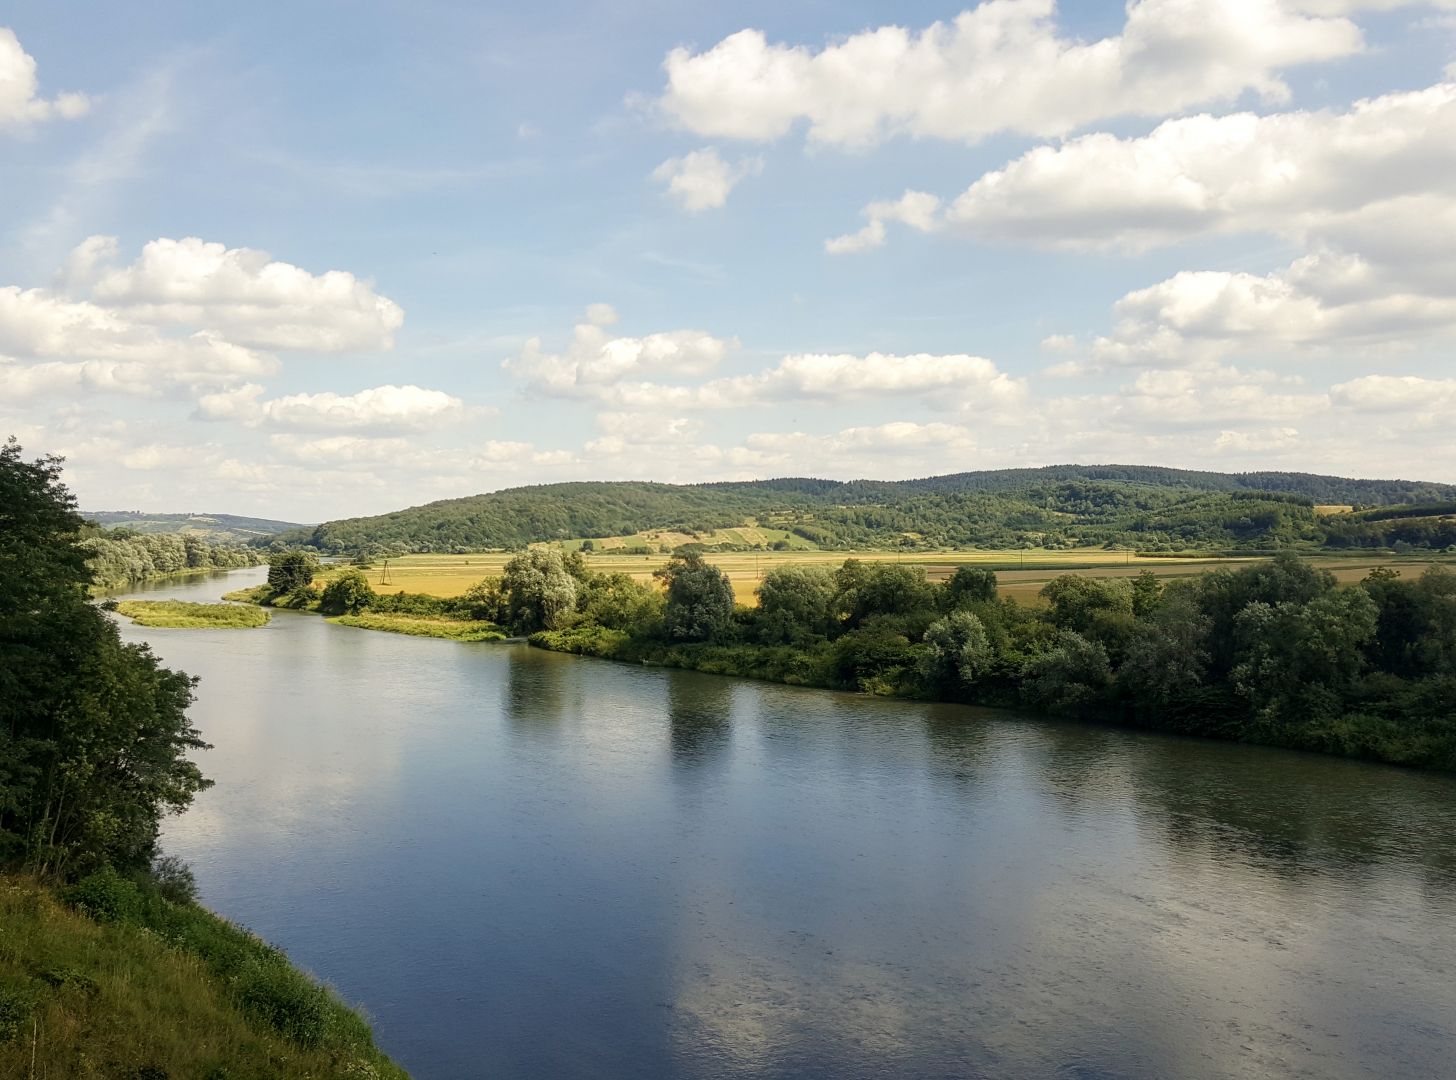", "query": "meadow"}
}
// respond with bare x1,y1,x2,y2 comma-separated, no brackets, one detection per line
347,547,1451,606
113,600,270,628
